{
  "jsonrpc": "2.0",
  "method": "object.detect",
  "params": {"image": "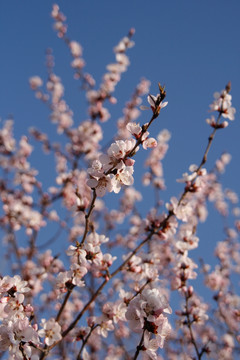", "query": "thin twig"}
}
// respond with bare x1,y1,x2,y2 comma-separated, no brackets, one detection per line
77,324,99,360
133,329,145,360
80,189,97,245
184,293,201,360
